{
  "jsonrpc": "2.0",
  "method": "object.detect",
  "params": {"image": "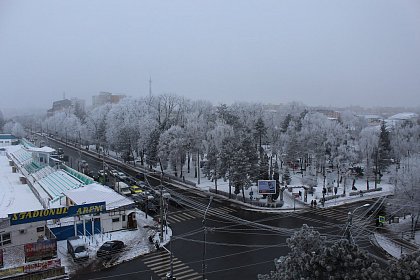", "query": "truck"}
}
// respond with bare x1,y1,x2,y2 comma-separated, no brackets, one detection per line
67,236,89,261
114,181,131,196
